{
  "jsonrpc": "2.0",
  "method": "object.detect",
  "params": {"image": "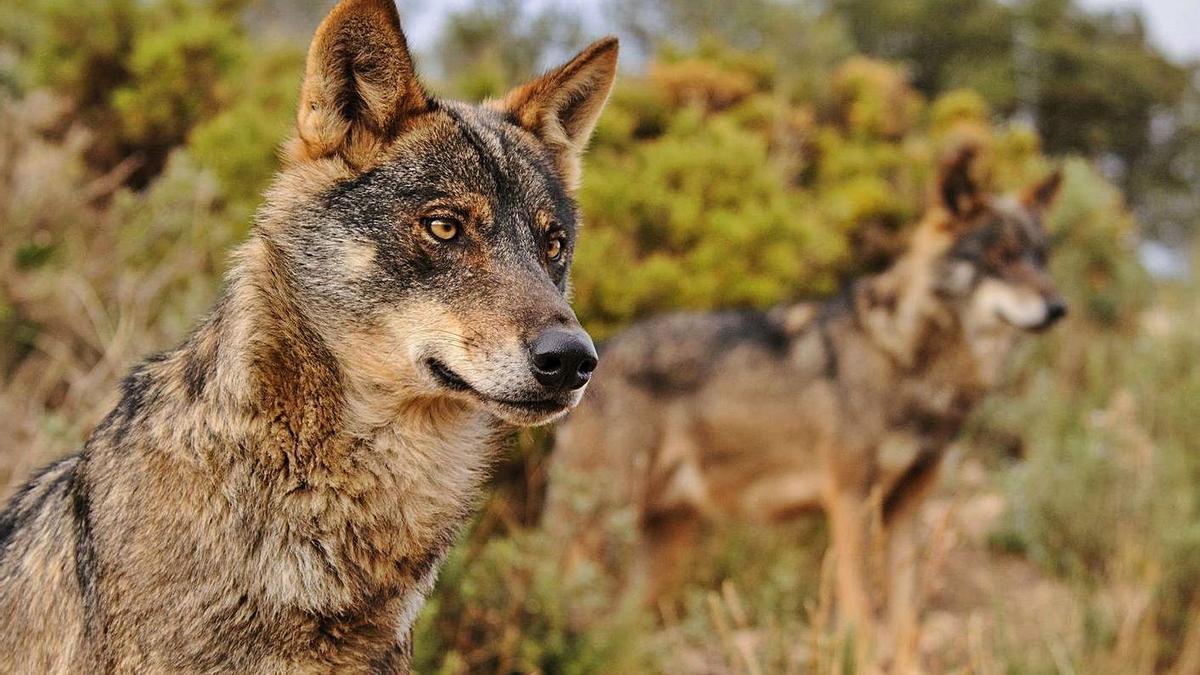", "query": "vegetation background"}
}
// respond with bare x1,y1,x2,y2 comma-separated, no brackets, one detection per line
1,0,1197,672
